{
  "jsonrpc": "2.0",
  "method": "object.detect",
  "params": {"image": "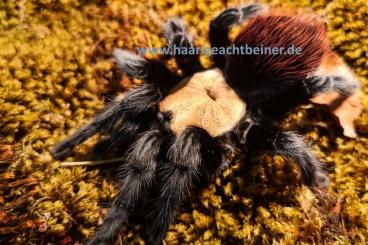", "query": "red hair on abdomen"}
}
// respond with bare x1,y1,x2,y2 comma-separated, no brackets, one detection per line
228,14,329,84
